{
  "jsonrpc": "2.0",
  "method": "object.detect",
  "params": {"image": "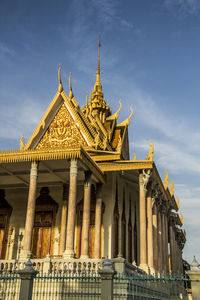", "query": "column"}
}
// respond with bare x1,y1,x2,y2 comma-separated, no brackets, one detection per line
165,214,169,273
161,211,166,273
64,159,78,258
80,171,92,258
94,183,103,259
157,209,162,272
59,184,68,255
147,190,154,269
152,201,158,270
139,171,149,267
21,161,38,259
169,218,175,273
